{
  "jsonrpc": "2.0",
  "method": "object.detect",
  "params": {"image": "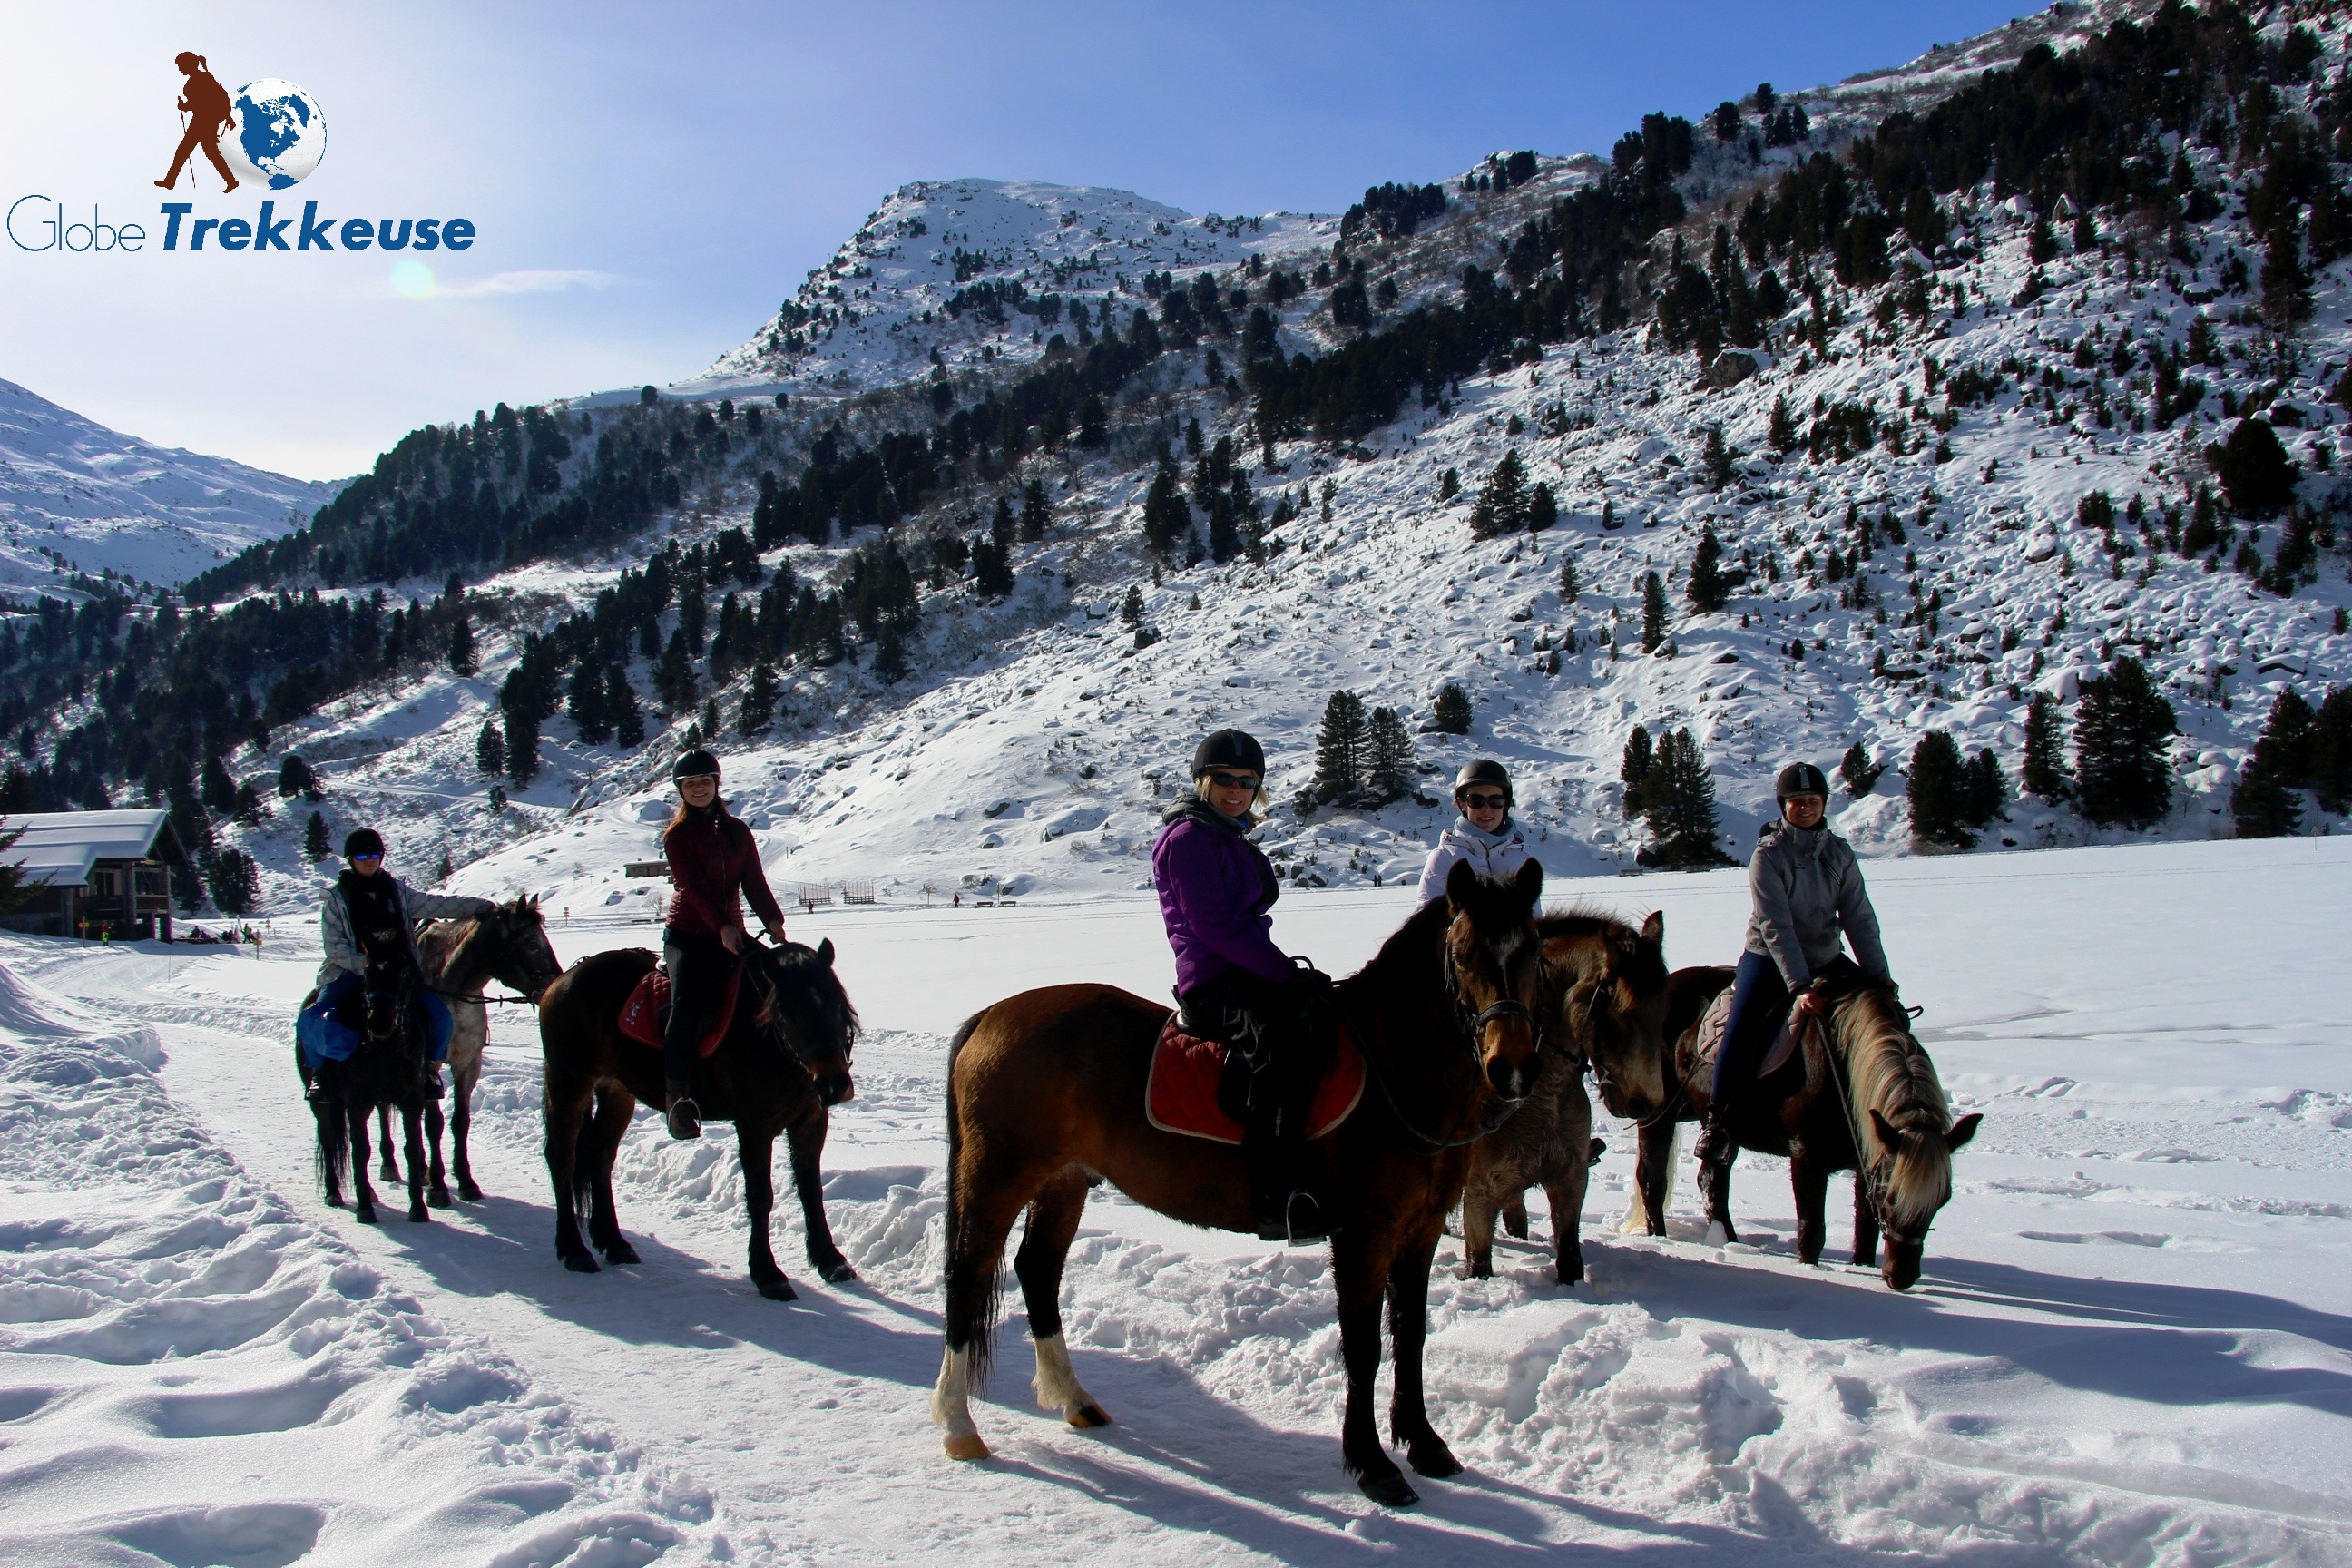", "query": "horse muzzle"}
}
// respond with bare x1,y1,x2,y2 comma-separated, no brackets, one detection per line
816,1071,855,1108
